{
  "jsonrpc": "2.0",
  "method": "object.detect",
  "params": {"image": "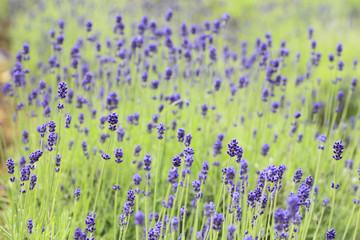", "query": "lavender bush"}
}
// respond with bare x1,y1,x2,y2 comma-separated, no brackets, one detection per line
1,0,360,239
